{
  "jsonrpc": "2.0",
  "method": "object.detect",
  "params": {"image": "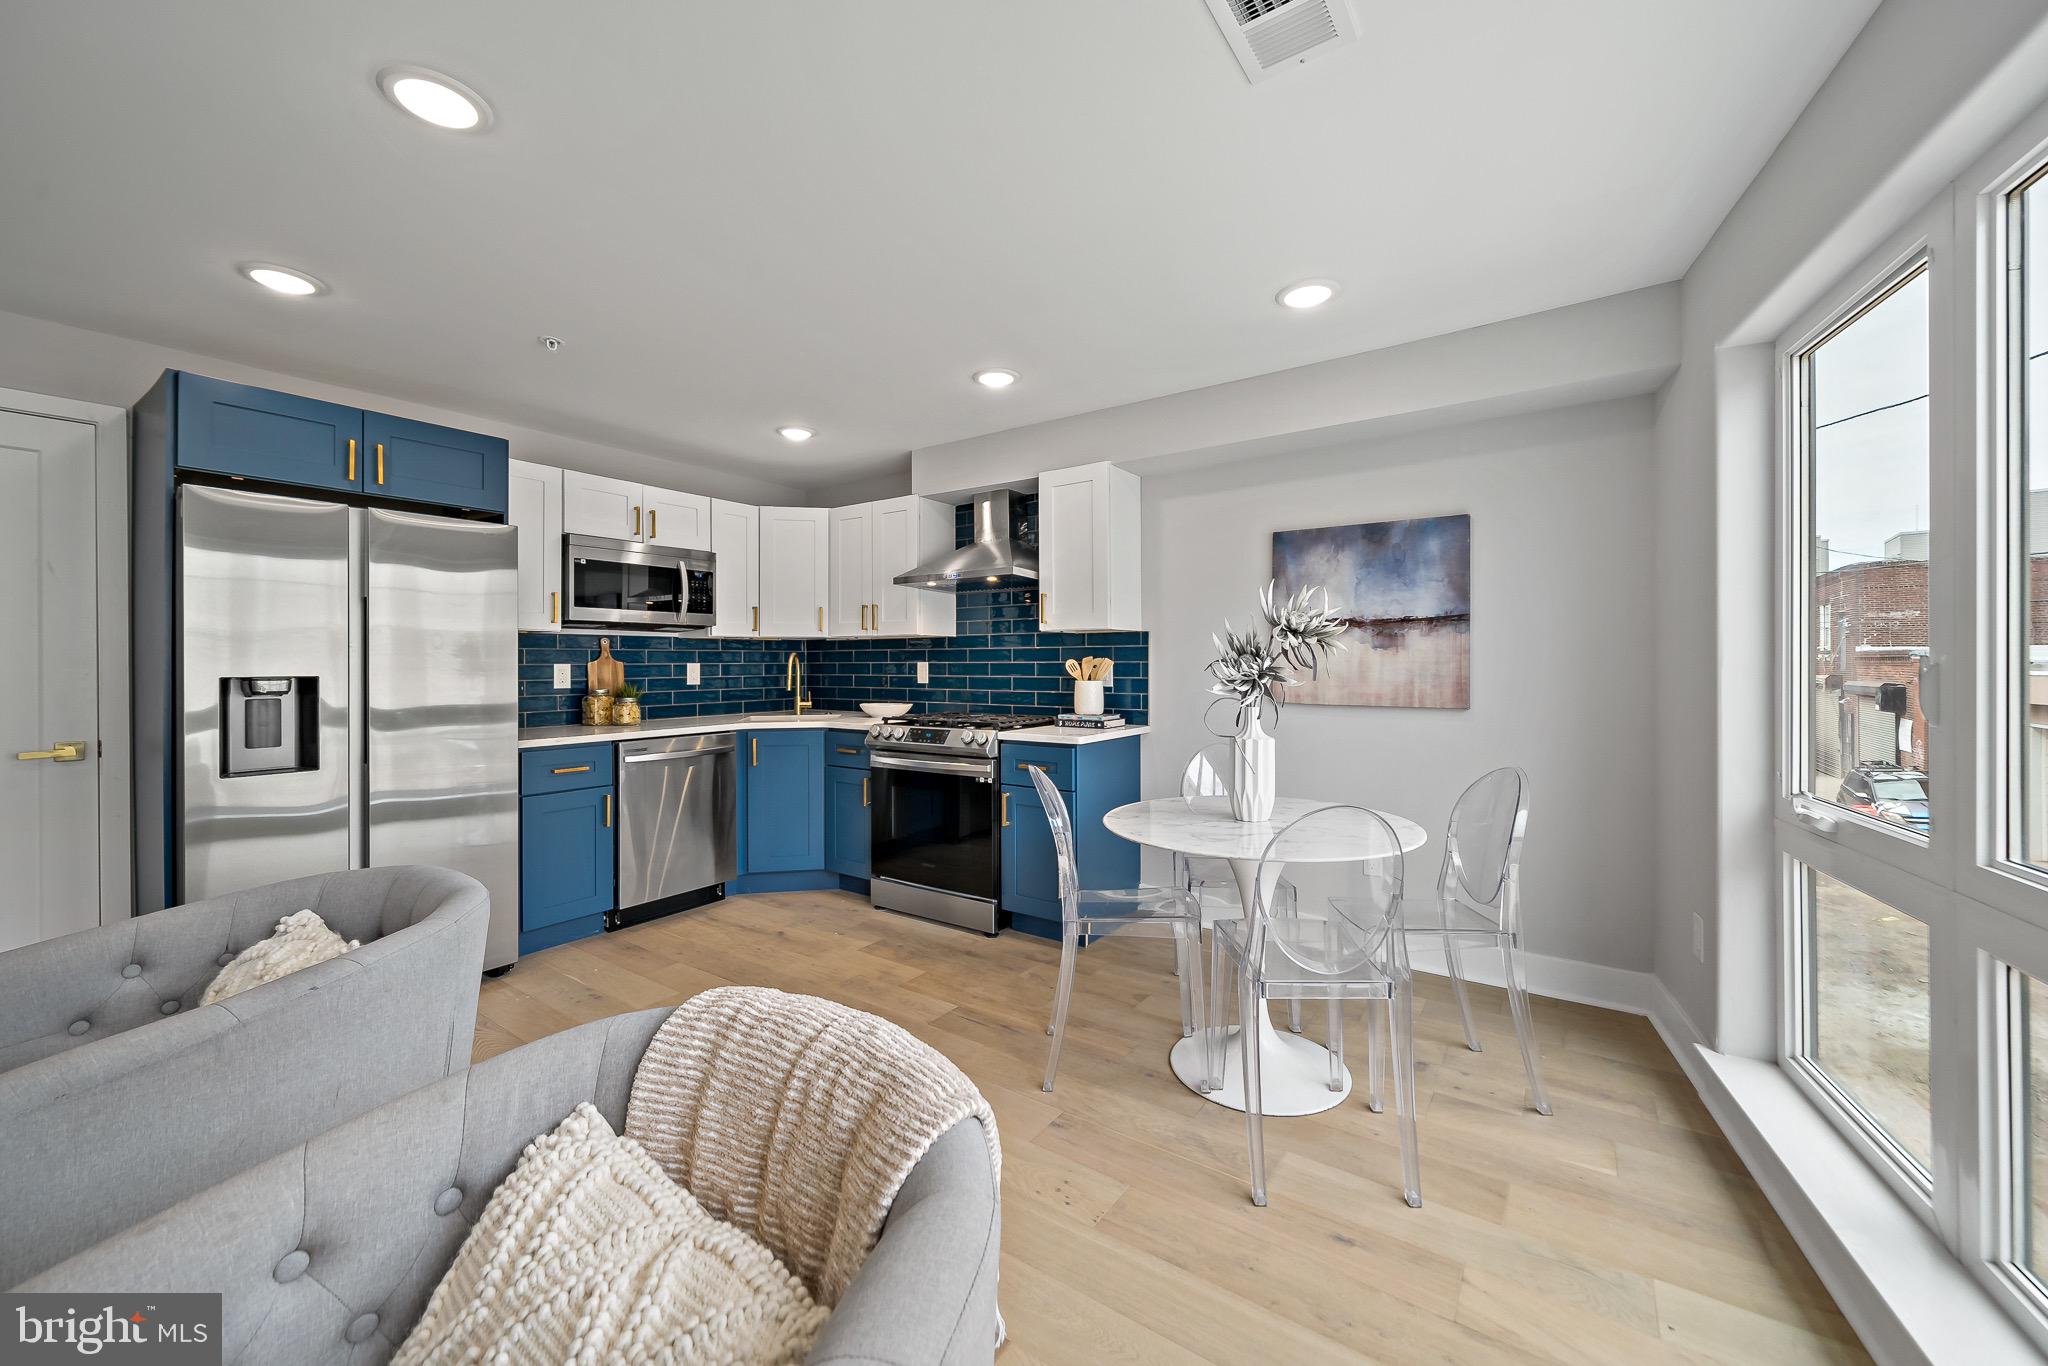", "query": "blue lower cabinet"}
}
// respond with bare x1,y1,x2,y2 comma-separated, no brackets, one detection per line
741,730,825,875
362,410,509,515
518,785,614,953
825,764,871,879
1000,736,1141,940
